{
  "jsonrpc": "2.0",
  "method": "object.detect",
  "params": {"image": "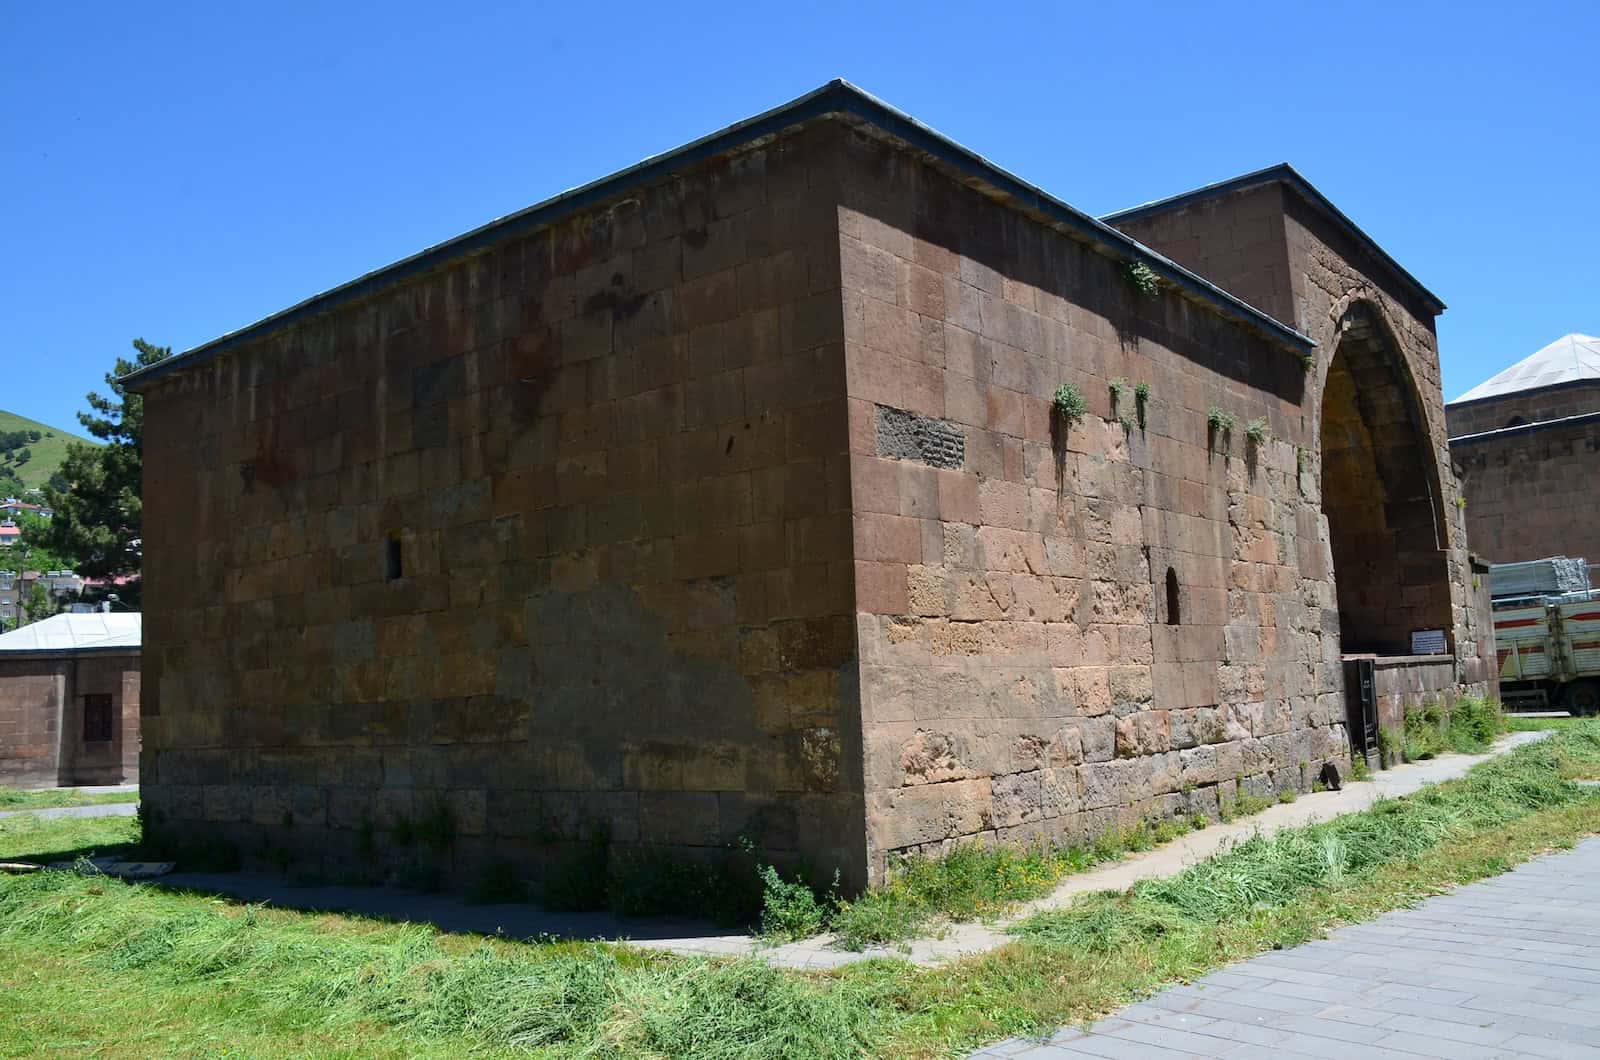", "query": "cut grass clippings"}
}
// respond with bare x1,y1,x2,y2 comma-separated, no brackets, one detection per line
1011,719,1589,950
0,811,140,864
0,722,1597,1059
829,811,1224,950
0,786,139,811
